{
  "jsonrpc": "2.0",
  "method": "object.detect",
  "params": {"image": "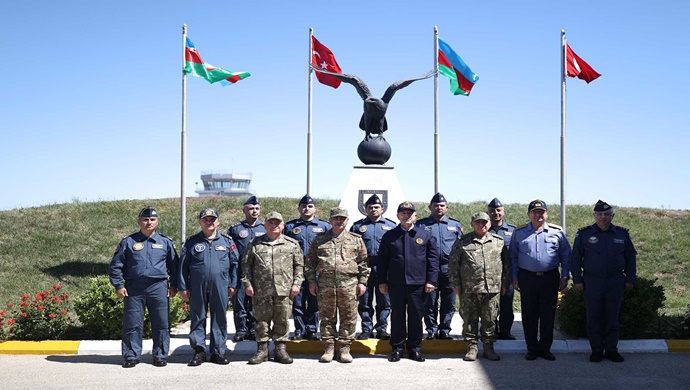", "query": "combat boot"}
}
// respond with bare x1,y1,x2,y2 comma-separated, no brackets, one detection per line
319,341,335,363
463,343,478,361
338,341,353,363
274,341,293,364
482,342,500,361
248,342,268,365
